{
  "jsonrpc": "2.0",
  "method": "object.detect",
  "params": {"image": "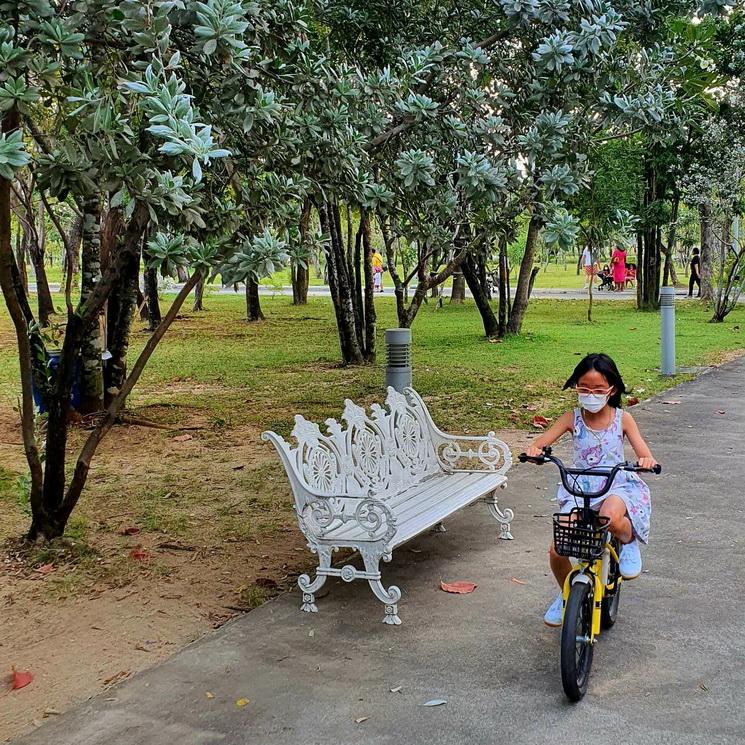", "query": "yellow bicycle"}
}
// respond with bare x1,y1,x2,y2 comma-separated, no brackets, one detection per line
519,447,661,701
